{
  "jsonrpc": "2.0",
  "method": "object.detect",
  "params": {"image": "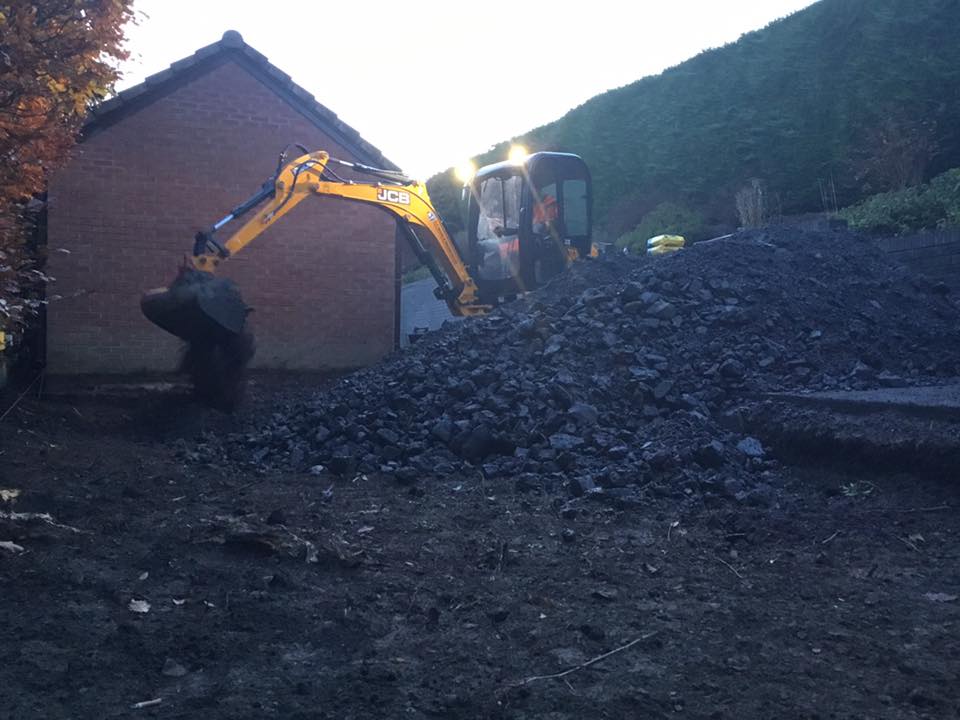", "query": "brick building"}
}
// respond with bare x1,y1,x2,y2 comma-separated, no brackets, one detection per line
45,31,399,374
